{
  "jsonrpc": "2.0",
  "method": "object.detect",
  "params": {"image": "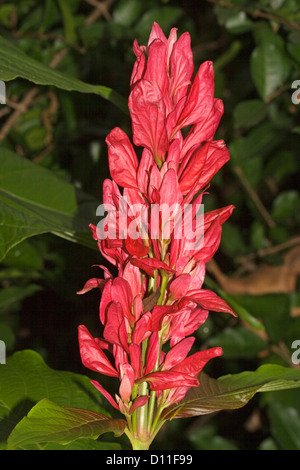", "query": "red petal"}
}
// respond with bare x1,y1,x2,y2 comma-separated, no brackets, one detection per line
176,61,215,130
78,325,118,377
195,140,230,192
119,363,135,402
179,140,230,195
151,305,174,331
162,336,195,371
141,370,199,391
130,395,151,414
169,273,191,299
103,301,128,351
129,79,169,161
172,347,223,376
131,257,174,277
180,98,224,158
99,279,112,324
129,343,142,379
145,332,160,375
159,168,180,208
130,39,146,88
144,39,168,95
191,217,222,262
111,278,134,321
148,22,168,46
90,380,119,410
203,204,235,232
137,148,154,195
77,277,105,295
169,32,194,105
132,312,152,345
186,289,236,316
106,127,138,189
124,236,149,258
179,142,209,194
